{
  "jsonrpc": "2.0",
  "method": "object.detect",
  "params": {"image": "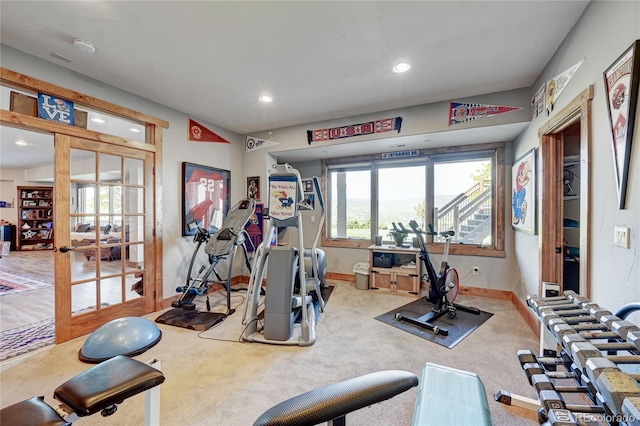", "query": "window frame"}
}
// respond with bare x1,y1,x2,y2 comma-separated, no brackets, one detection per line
321,142,505,258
